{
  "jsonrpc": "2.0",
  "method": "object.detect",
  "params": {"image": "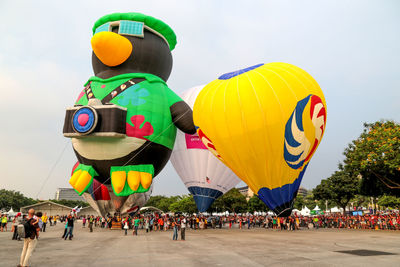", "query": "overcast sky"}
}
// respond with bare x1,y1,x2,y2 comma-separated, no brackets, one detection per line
0,0,399,200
